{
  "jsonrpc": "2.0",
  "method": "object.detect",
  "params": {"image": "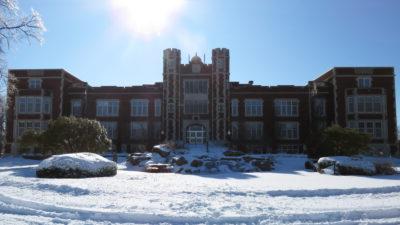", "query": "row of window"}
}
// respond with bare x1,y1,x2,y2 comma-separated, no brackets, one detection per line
17,120,48,137
184,100,208,114
184,80,208,94
231,99,300,117
231,122,299,140
99,121,161,140
347,95,385,114
232,120,386,140
348,120,385,139
16,95,384,119
17,119,386,142
75,98,301,117
70,99,162,117
93,95,383,117
17,96,52,114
